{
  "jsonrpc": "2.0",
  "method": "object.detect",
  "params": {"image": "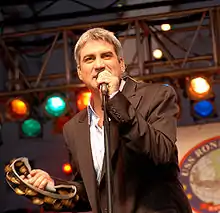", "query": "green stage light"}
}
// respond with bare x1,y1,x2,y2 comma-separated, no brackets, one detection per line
21,118,41,137
44,95,67,117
